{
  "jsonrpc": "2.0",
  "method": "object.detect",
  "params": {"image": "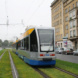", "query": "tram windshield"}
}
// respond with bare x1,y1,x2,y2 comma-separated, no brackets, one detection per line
38,29,54,52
